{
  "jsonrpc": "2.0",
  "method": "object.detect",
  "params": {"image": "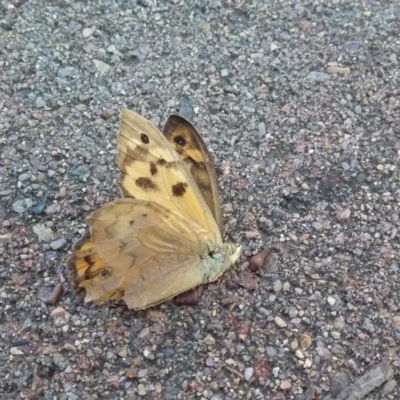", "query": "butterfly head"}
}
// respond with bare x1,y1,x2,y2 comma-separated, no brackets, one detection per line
203,242,242,283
